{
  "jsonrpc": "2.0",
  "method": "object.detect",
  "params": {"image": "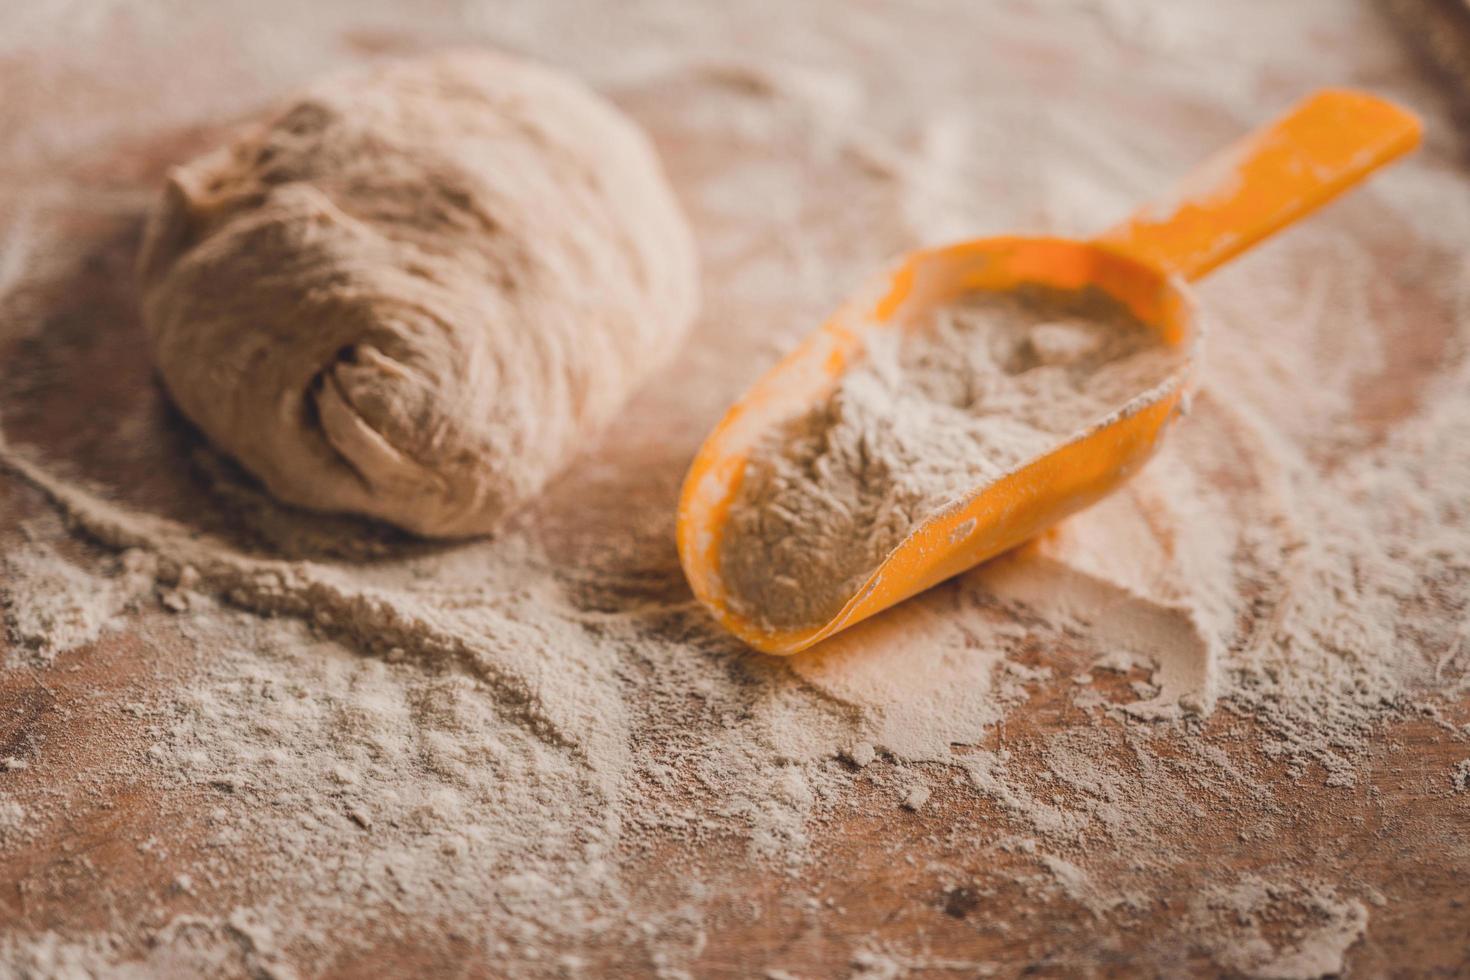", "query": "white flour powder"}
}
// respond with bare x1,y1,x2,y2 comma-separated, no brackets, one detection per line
2,537,153,665
720,285,1184,630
